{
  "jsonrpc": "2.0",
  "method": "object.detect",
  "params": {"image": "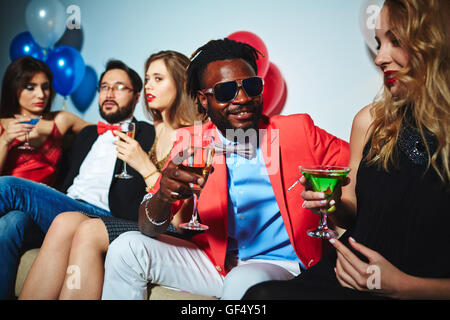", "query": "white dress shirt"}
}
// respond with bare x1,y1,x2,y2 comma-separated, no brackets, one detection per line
66,129,119,211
